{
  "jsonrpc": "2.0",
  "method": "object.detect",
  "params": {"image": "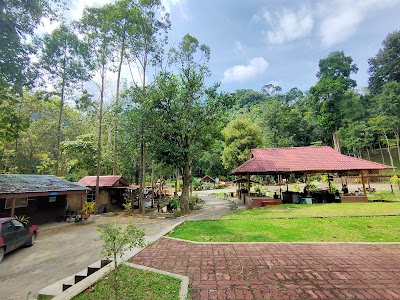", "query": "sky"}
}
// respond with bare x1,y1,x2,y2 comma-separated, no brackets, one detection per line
42,0,400,94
